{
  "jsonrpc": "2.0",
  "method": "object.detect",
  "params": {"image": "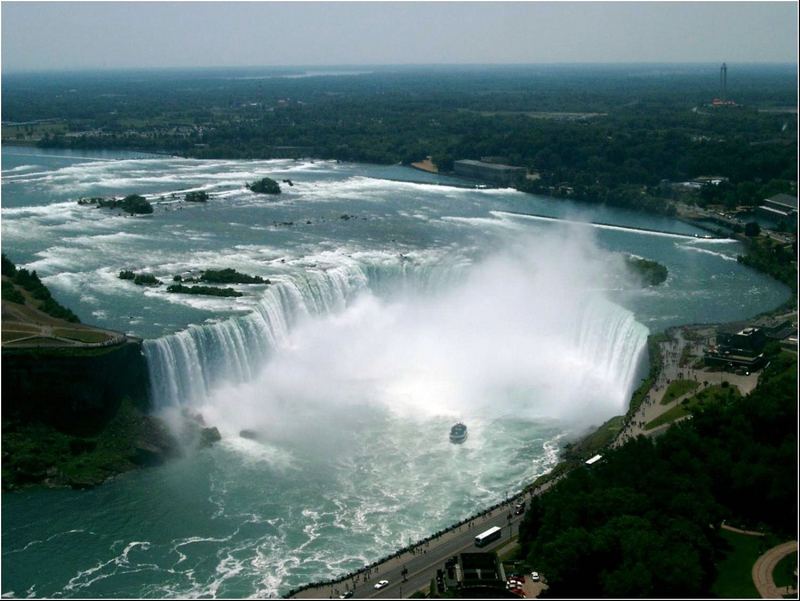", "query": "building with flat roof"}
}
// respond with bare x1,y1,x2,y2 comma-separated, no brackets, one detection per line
454,160,526,185
757,193,798,226
705,324,768,371
439,552,515,598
